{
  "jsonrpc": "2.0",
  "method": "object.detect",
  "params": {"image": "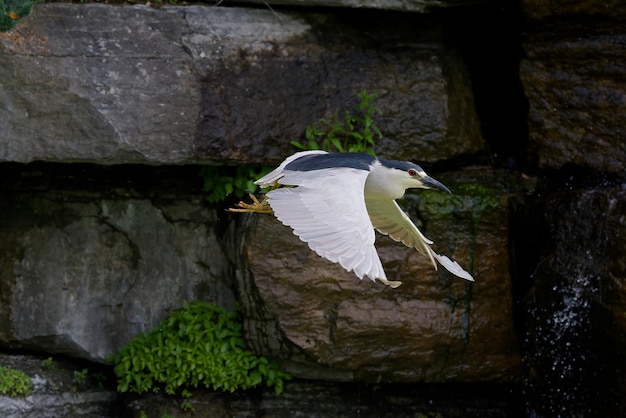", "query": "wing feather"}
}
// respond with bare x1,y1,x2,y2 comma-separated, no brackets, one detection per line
365,197,474,281
265,167,401,287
